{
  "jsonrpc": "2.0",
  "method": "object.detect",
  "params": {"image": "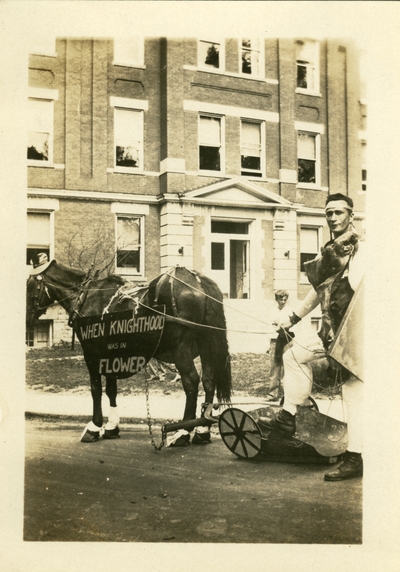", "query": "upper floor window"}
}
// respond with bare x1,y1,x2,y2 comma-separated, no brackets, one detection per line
296,40,320,95
297,132,320,186
28,98,53,164
116,216,143,275
113,38,144,67
114,108,143,172
199,115,223,172
241,120,263,178
198,39,224,72
240,39,262,77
